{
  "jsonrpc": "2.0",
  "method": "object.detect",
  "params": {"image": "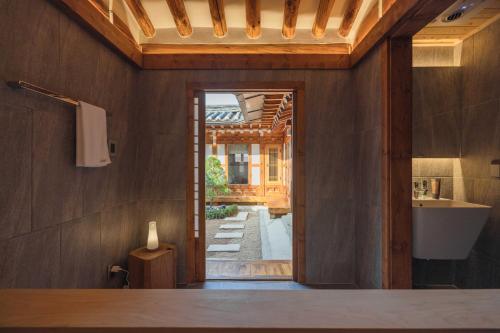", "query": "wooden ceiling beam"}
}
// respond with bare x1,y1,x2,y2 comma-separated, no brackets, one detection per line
165,0,192,37
57,0,453,70
264,94,286,99
141,43,350,54
282,0,301,39
338,0,363,37
208,0,227,38
124,0,155,38
56,0,142,66
351,0,456,66
312,0,336,38
246,0,261,39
